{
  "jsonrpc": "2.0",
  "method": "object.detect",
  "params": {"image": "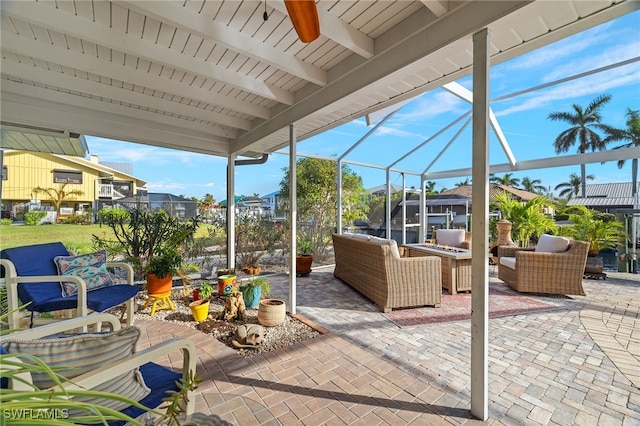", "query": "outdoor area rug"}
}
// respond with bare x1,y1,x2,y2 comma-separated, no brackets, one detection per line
384,285,569,327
